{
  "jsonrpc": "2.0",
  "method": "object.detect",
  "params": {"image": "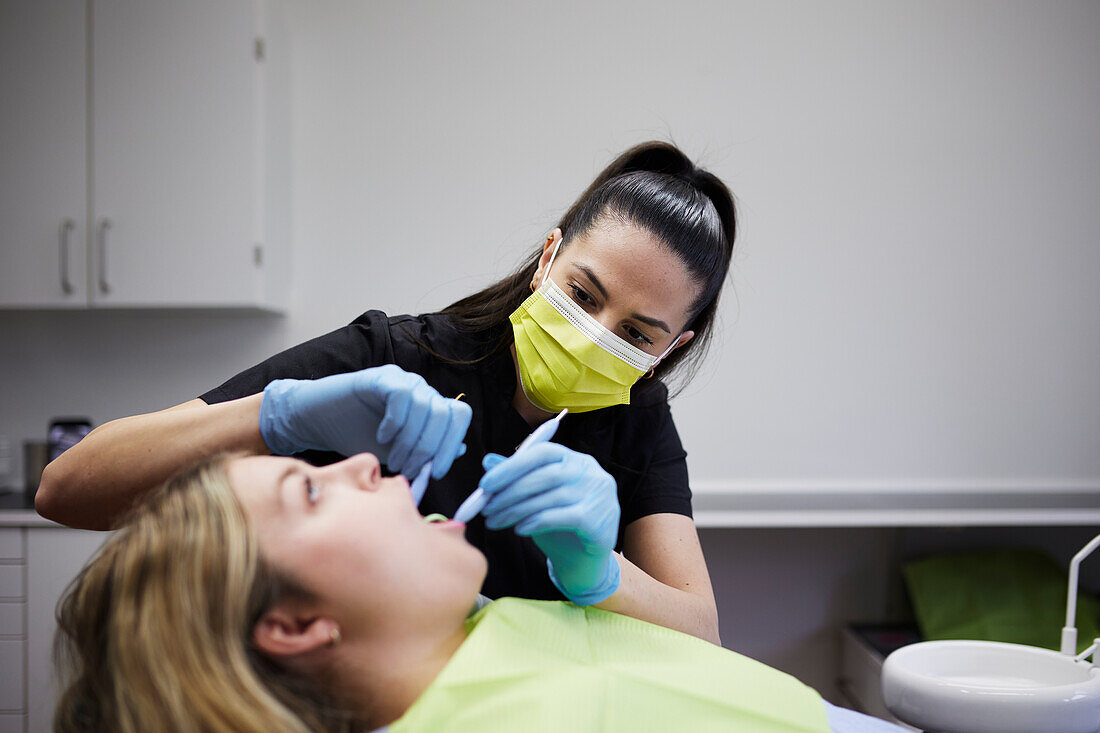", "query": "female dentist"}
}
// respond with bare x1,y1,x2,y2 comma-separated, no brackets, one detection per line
37,140,736,645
